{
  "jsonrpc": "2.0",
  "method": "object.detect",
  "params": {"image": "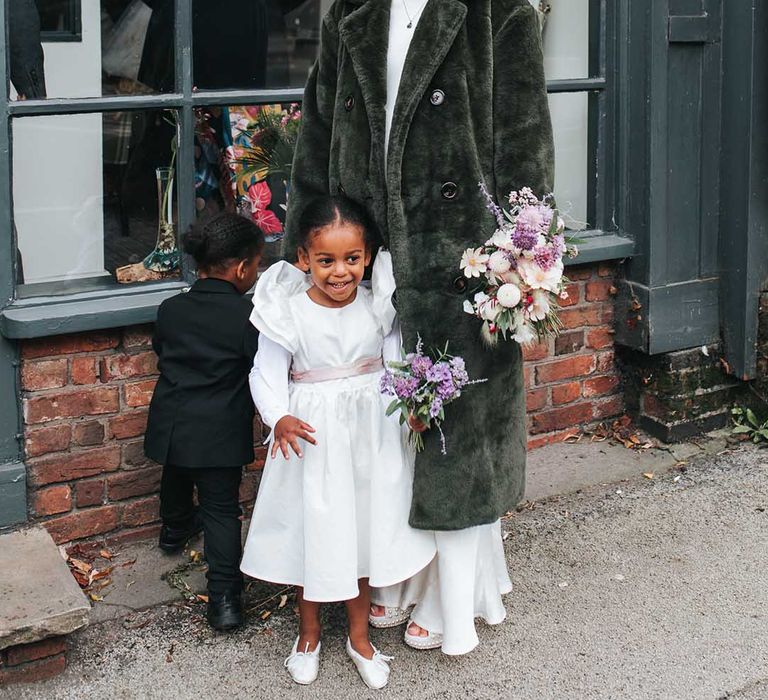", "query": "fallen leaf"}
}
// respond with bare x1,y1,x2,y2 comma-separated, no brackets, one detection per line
88,592,103,602
88,566,114,585
278,594,288,609
68,558,92,575
196,594,209,604
99,549,114,560
120,559,137,568
261,610,272,620
701,345,710,357
643,472,654,480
